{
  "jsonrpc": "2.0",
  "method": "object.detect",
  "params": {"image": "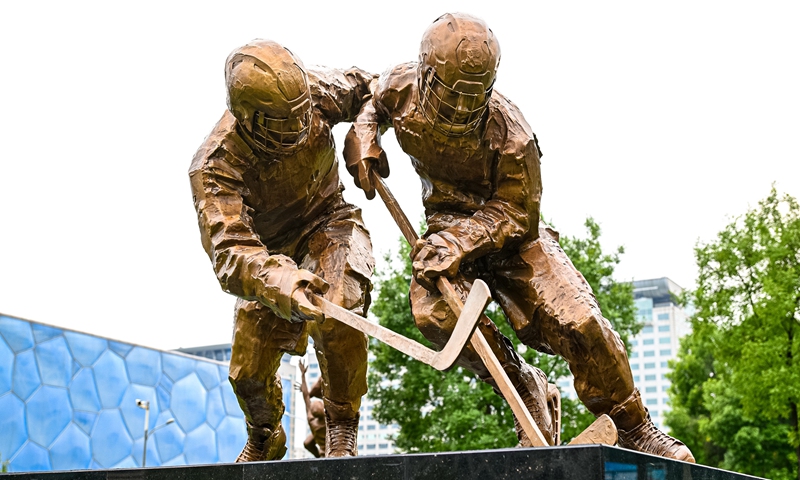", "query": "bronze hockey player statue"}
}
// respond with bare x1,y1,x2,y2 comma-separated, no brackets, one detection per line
344,13,694,462
190,40,375,460
298,361,327,458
